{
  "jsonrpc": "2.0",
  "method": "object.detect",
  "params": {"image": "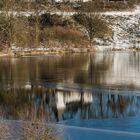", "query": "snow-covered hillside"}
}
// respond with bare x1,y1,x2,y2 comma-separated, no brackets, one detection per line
97,6,140,51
